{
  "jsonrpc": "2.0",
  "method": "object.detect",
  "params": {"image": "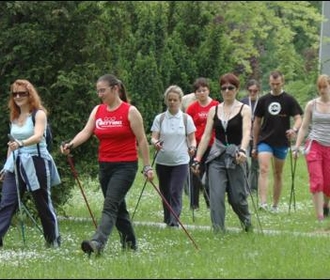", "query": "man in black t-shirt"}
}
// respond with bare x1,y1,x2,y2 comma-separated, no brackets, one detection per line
252,71,303,213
